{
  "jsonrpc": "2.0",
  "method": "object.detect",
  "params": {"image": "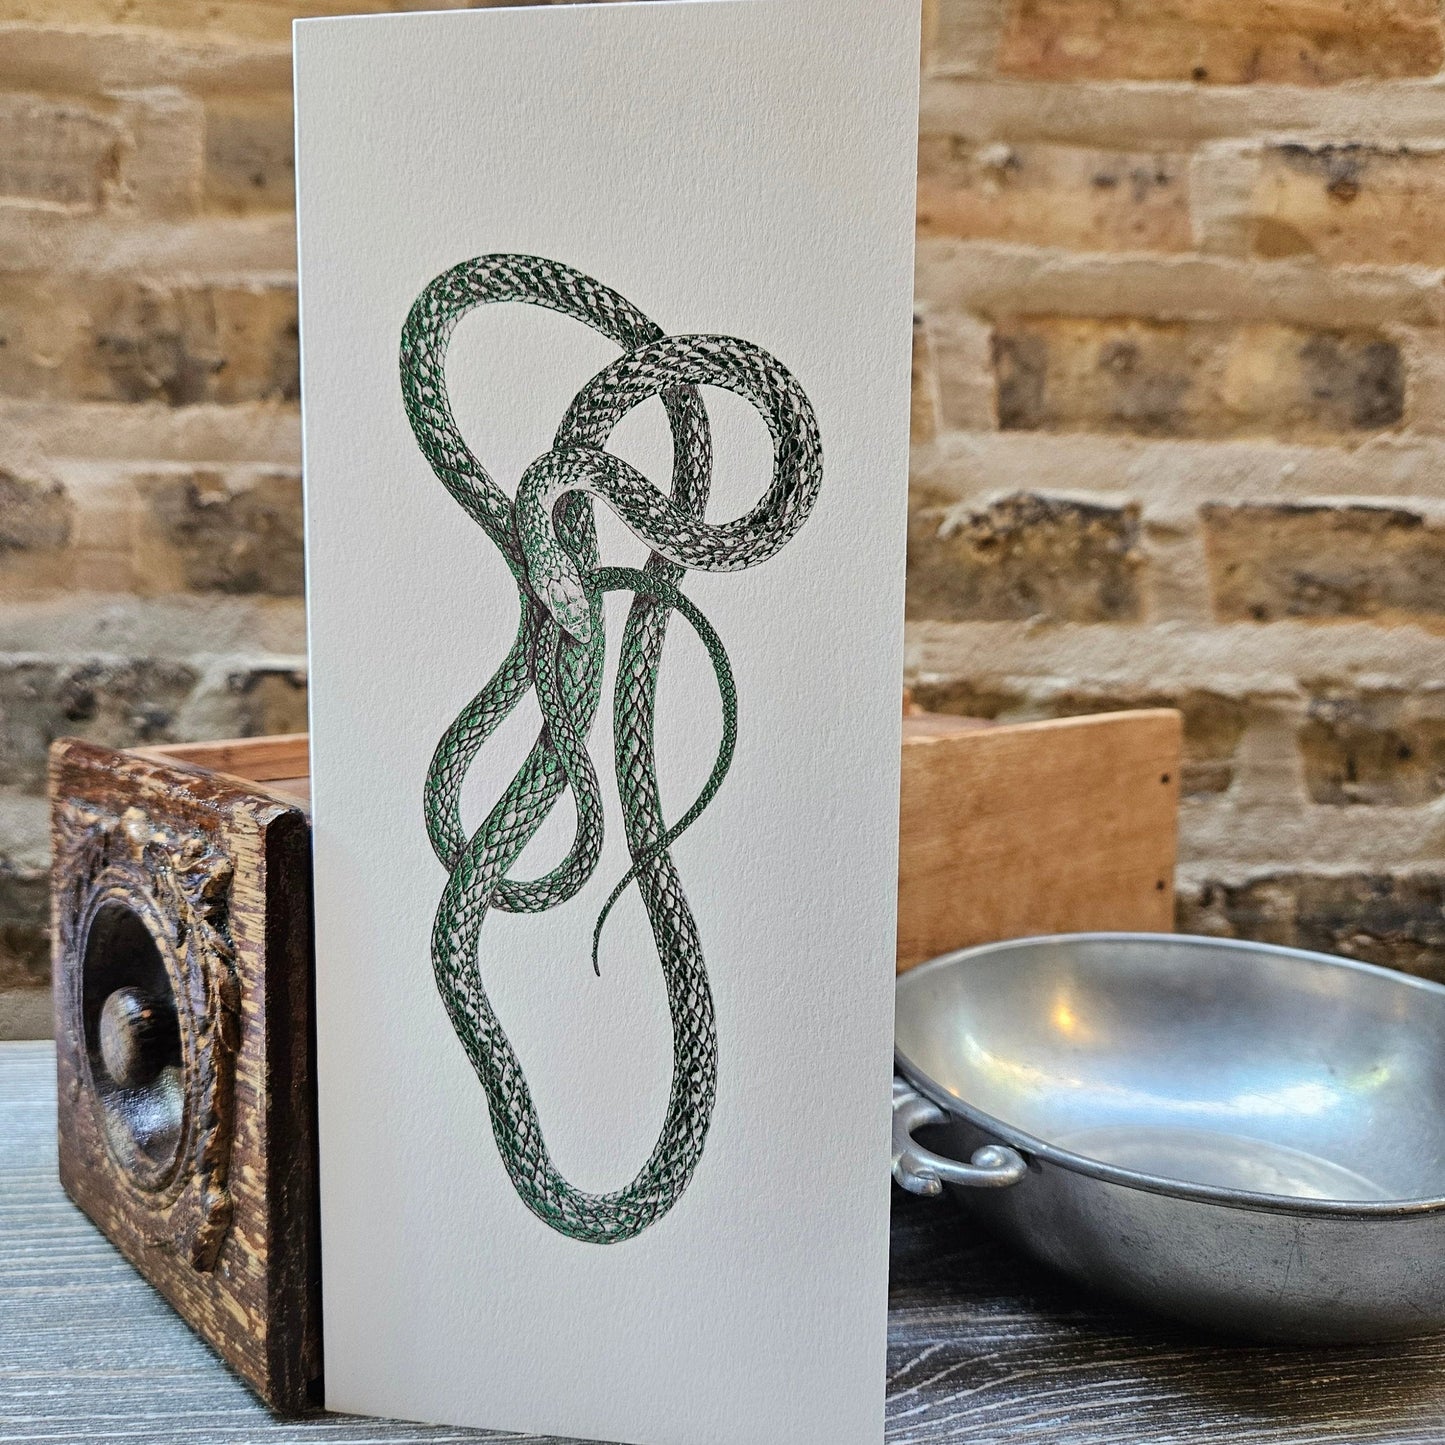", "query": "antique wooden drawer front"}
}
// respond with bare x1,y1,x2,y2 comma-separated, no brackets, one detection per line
49,735,317,1413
